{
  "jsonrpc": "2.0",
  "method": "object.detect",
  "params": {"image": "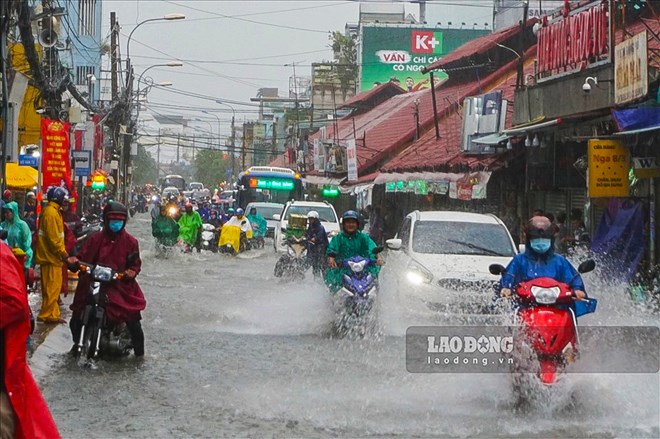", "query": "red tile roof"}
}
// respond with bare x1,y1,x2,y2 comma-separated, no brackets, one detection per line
423,18,538,73
382,59,537,173
338,81,405,111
